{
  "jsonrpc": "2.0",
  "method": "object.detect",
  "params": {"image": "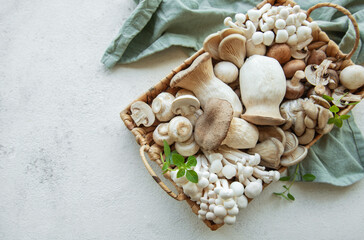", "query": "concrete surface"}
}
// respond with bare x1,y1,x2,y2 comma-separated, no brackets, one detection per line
0,0,363,239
